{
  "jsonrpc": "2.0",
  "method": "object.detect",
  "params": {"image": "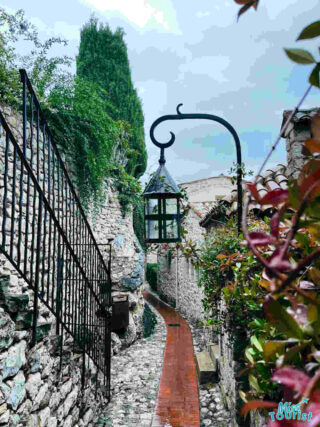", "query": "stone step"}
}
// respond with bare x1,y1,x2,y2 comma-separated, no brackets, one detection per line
208,344,220,362
195,351,217,384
